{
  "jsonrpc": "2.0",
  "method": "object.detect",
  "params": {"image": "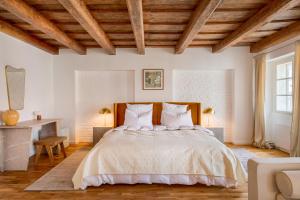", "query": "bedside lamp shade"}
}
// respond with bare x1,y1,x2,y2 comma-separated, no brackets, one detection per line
99,108,111,114
203,107,215,115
